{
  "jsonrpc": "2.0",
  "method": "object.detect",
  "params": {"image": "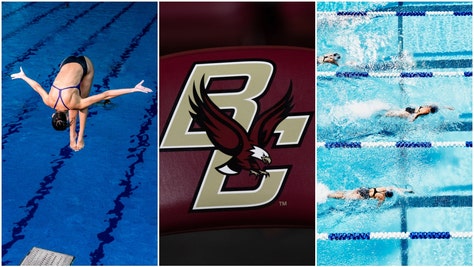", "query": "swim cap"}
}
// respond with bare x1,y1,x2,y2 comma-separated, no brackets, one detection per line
51,111,69,131
430,105,439,113
385,191,394,198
